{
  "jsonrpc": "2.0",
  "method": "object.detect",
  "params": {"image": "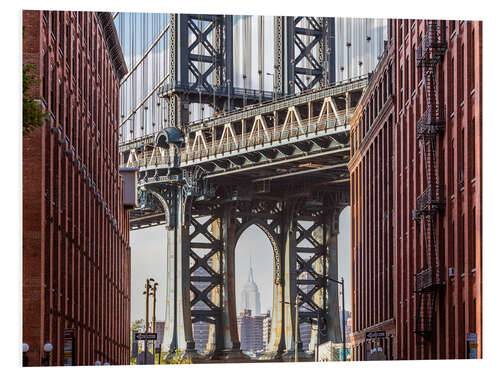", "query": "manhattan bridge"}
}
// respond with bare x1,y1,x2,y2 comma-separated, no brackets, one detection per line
114,13,386,360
